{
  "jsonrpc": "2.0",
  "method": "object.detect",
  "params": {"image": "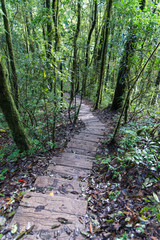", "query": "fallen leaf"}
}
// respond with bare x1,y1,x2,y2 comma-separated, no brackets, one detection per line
0,216,6,226
80,231,89,237
79,217,84,224
51,224,60,229
8,210,16,218
20,226,25,233
18,180,27,183
89,221,94,235
57,217,72,224
49,191,54,196
11,223,18,234
151,236,158,240
0,129,6,133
